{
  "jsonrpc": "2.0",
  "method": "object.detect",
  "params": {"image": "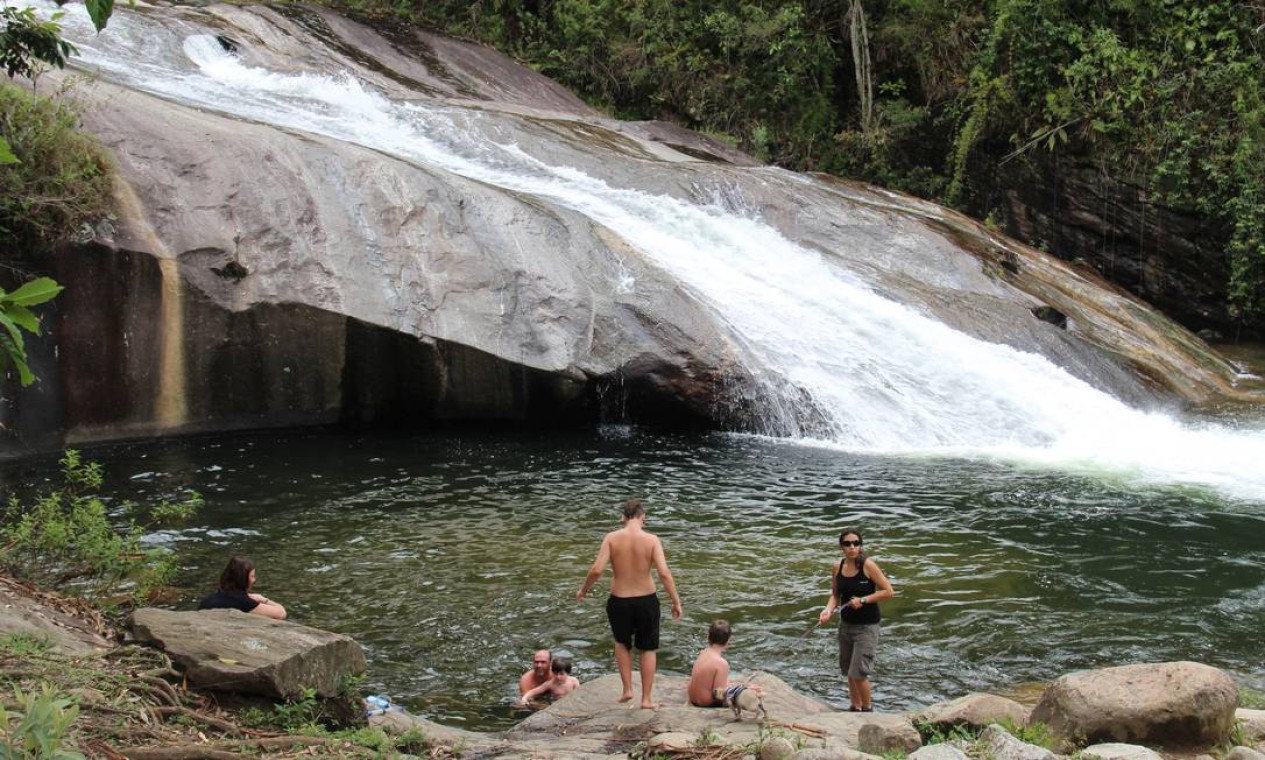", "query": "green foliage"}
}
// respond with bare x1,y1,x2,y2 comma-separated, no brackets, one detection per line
79,0,114,33
1,0,114,84
0,83,114,250
0,451,202,606
0,6,75,80
1226,718,1248,750
0,276,62,387
1241,686,1265,710
914,719,1057,751
241,686,360,734
270,687,322,732
0,632,54,657
948,0,1265,319
0,682,85,760
1000,718,1055,749
375,0,840,166
914,719,977,746
394,726,429,753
